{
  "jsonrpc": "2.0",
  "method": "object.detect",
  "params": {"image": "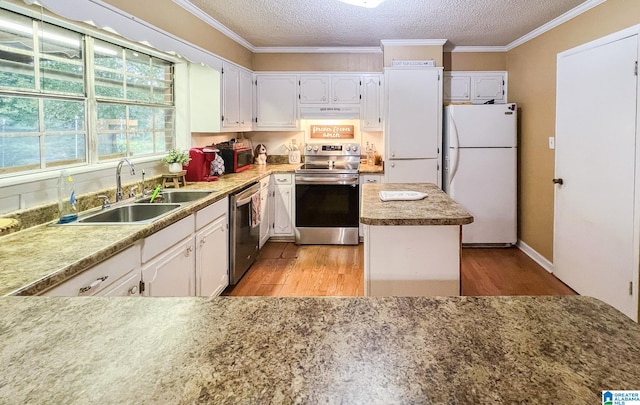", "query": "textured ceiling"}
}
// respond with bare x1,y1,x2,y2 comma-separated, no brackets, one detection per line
183,0,587,49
